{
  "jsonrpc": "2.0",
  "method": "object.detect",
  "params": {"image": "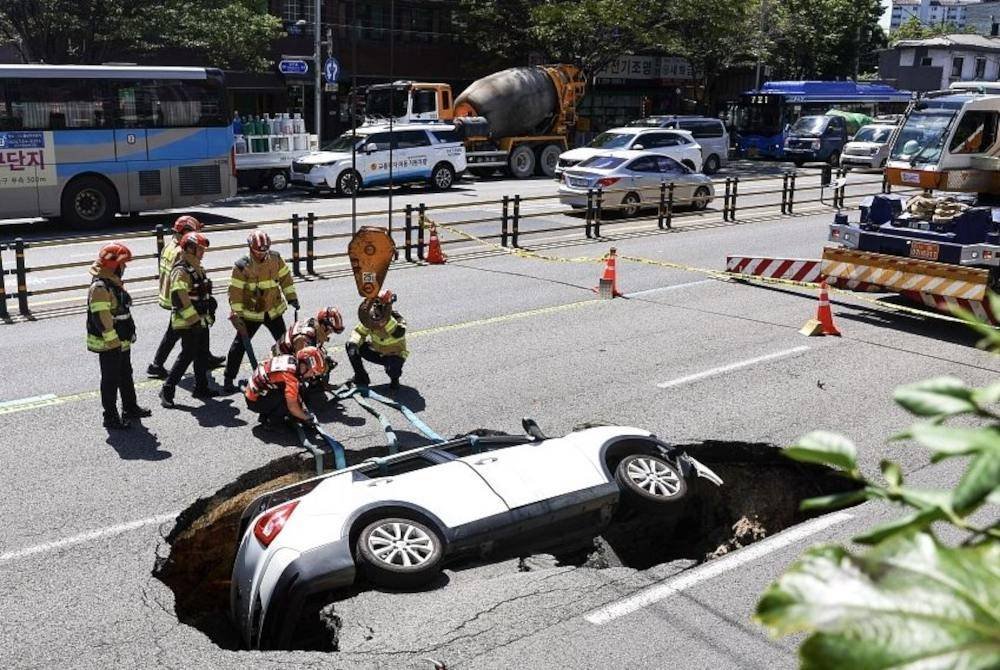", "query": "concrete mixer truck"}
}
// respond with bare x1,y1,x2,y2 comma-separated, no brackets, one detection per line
363,64,587,179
